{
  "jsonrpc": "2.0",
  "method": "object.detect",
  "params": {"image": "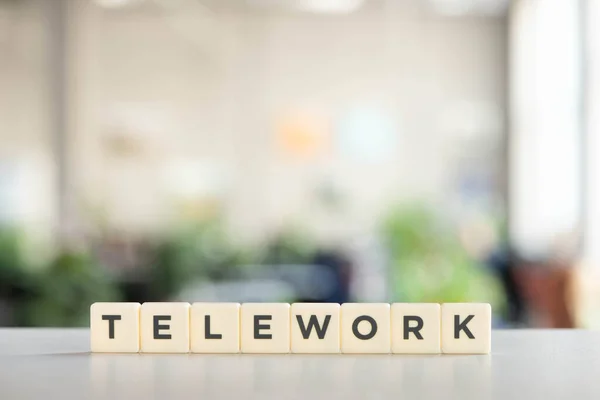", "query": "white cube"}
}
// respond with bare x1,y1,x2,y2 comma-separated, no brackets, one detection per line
291,303,340,354
341,303,390,354
391,303,441,354
241,303,290,353
90,302,140,353
441,303,491,354
140,302,190,353
191,302,240,353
